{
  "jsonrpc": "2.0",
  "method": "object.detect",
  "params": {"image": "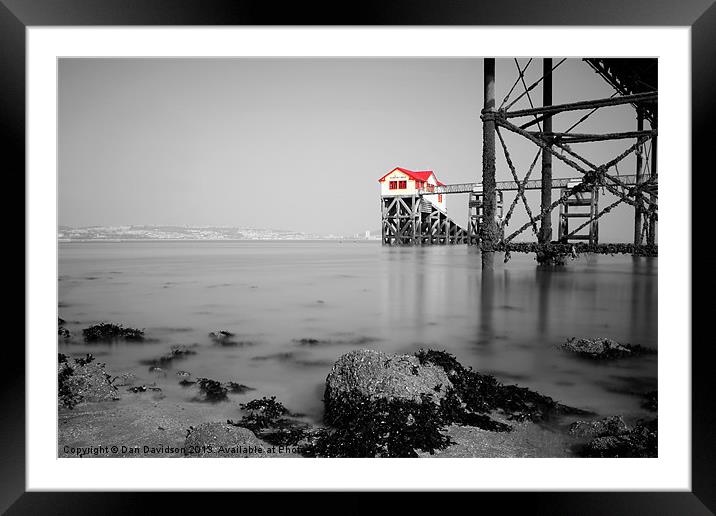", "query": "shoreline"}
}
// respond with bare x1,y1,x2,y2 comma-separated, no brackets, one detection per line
58,345,657,459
